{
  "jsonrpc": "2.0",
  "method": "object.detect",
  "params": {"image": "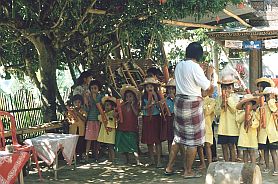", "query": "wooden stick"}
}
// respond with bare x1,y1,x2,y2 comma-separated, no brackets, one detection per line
108,66,117,88
259,96,266,129
116,99,123,124
223,9,252,28
222,89,227,112
244,103,251,133
161,20,222,30
96,103,109,135
122,63,138,88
